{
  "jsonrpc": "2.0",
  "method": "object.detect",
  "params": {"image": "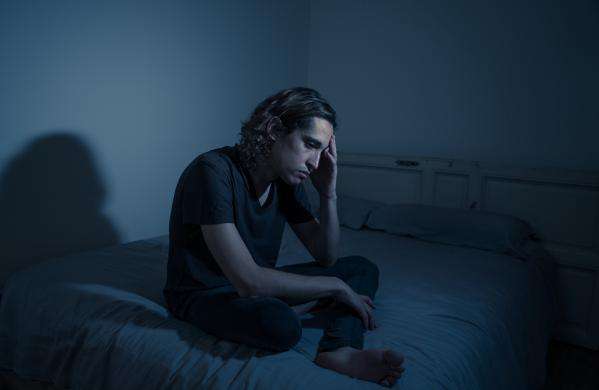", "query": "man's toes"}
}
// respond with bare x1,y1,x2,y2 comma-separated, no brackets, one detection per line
387,375,398,386
391,364,404,371
379,375,394,387
385,370,403,378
